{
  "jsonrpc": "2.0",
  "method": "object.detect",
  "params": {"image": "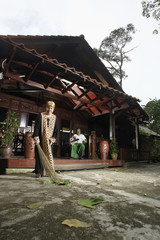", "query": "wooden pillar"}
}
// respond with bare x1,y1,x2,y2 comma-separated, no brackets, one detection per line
109,112,114,140
56,118,61,158
135,118,139,150
91,130,96,160
88,135,92,159
113,115,116,139
70,117,73,138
